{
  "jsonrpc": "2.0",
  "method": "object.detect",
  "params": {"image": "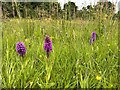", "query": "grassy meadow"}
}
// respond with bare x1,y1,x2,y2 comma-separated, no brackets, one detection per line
1,18,119,88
